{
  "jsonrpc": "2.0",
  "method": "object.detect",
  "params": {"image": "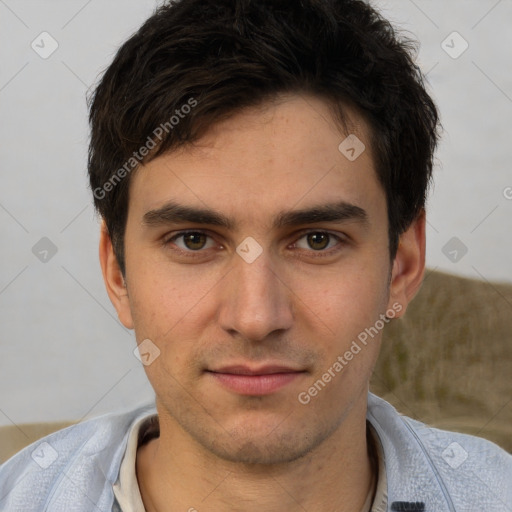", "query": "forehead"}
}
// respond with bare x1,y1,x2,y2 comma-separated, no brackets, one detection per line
128,94,383,225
